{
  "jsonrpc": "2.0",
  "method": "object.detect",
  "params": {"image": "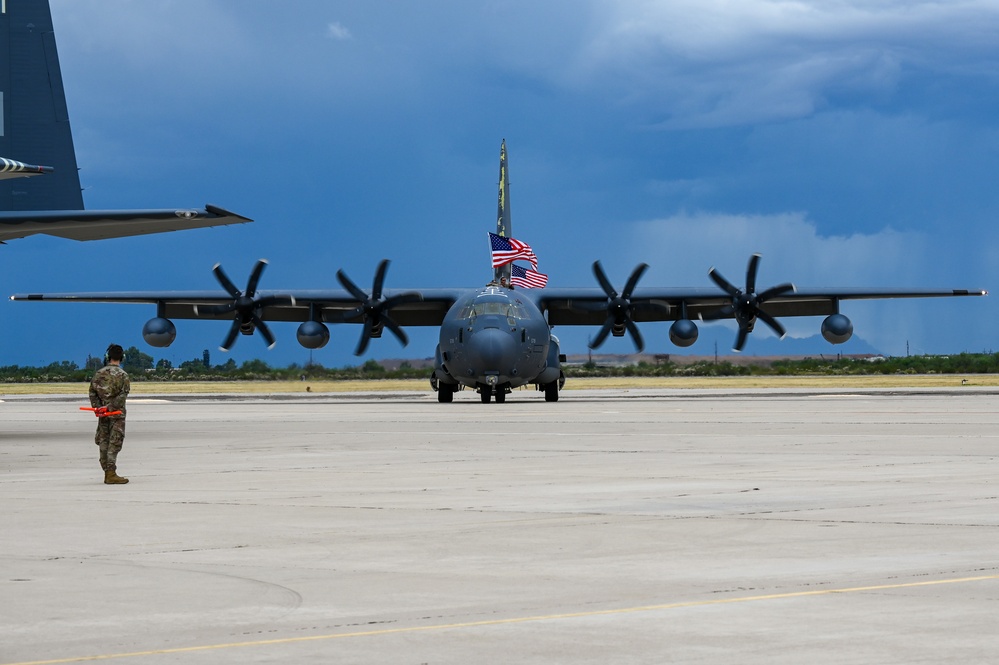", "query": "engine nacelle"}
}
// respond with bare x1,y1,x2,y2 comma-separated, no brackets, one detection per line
296,321,330,349
142,317,176,348
821,313,854,344
669,319,699,347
